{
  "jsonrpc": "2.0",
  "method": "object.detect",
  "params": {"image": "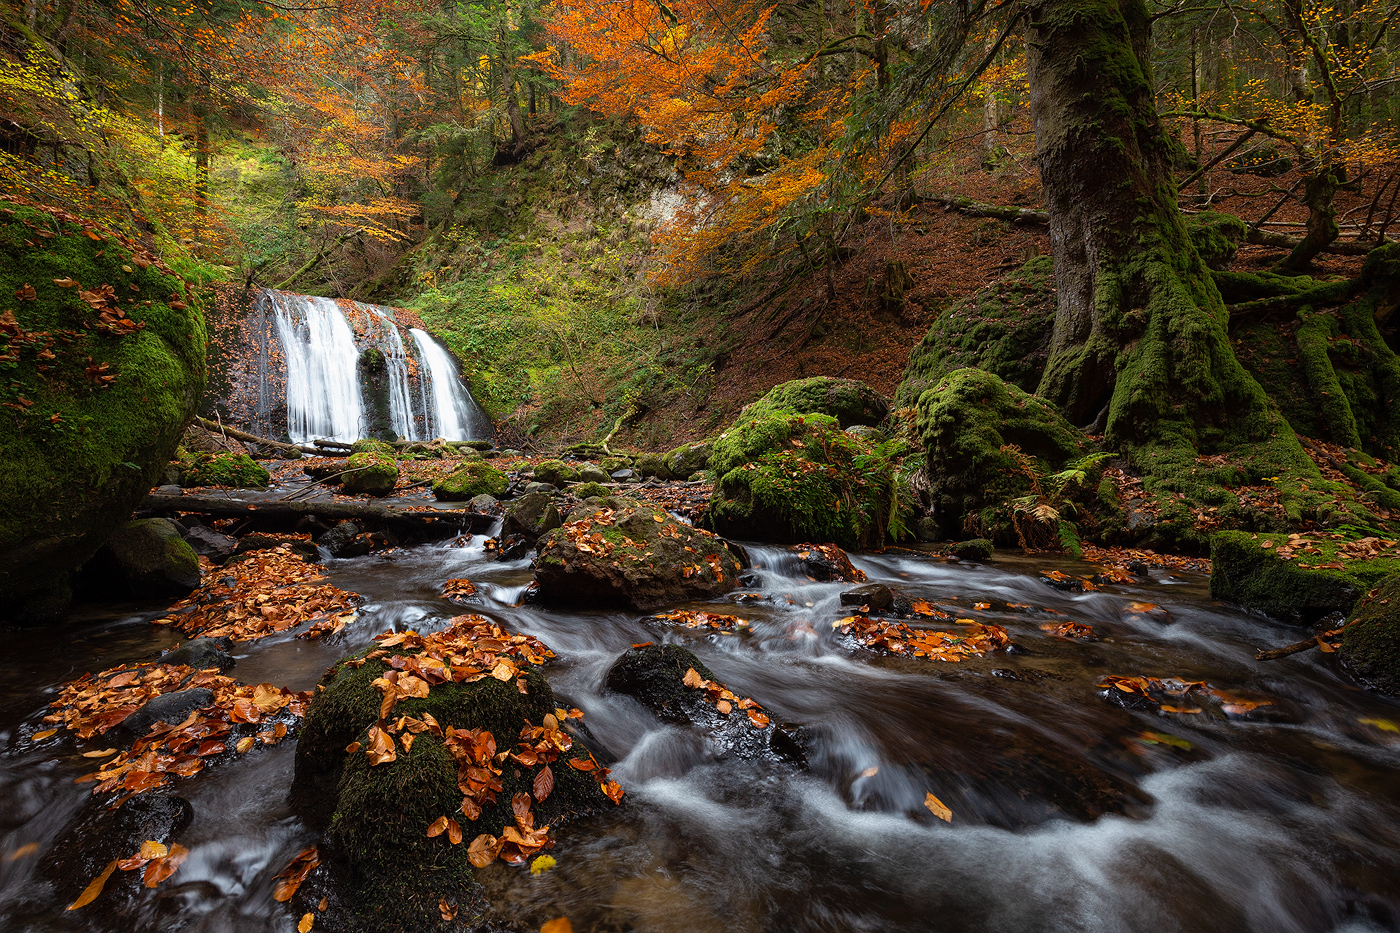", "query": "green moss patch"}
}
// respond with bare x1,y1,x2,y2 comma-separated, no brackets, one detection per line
1210,530,1400,623
743,376,889,428
180,451,270,488
341,452,399,497
433,461,508,500
1339,573,1400,695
